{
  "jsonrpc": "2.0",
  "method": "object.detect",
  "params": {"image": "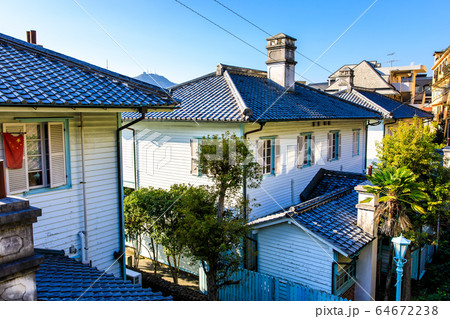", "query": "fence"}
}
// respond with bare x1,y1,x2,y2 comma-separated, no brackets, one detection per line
199,268,348,301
